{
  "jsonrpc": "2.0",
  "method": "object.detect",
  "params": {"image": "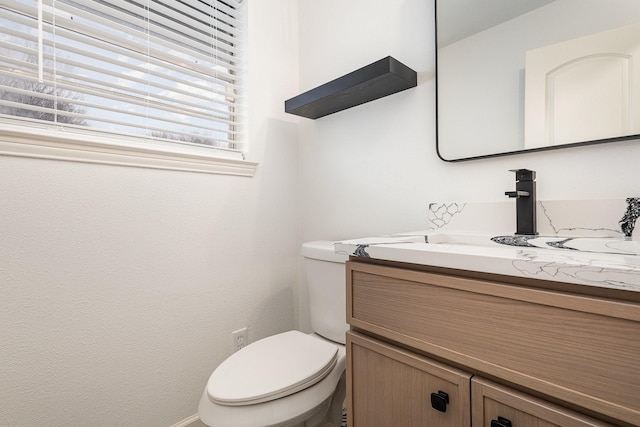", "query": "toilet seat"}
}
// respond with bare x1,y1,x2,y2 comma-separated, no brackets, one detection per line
207,330,339,406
